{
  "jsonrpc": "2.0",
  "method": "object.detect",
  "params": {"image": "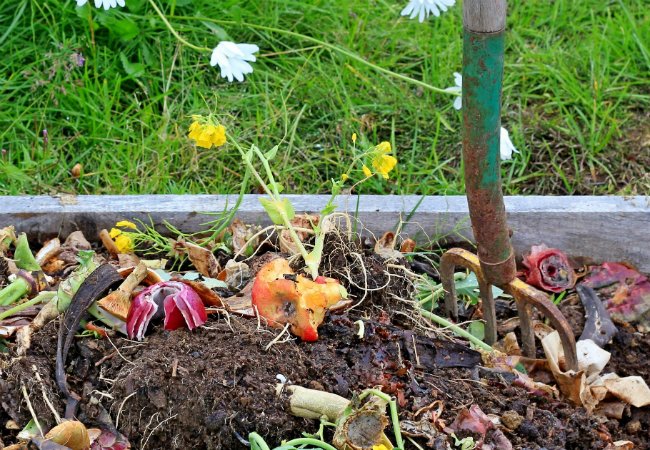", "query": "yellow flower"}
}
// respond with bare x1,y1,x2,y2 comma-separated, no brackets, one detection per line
341,173,349,182
113,234,134,254
375,141,391,154
188,118,227,149
109,227,122,239
352,133,357,144
115,220,137,229
372,445,390,450
372,154,397,179
362,165,372,177
210,124,227,147
370,141,397,179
